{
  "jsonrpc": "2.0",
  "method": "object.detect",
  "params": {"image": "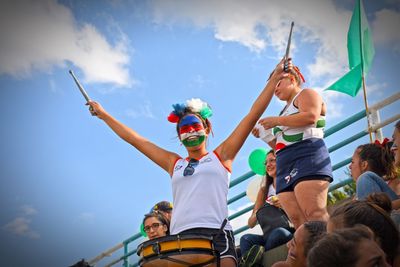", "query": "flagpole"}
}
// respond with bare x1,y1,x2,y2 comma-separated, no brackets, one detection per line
361,75,373,142
358,0,373,143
